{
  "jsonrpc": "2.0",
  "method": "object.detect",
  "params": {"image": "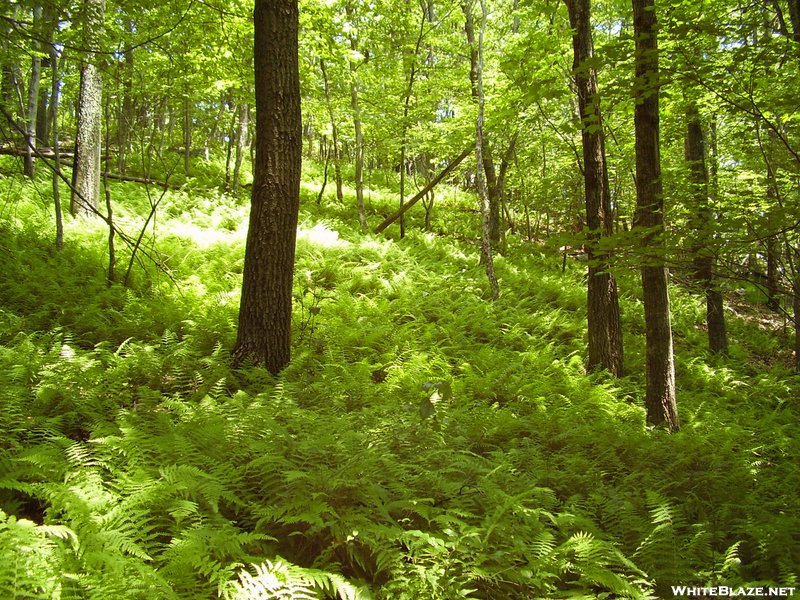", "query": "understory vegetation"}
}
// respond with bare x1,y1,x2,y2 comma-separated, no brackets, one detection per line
0,157,798,599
